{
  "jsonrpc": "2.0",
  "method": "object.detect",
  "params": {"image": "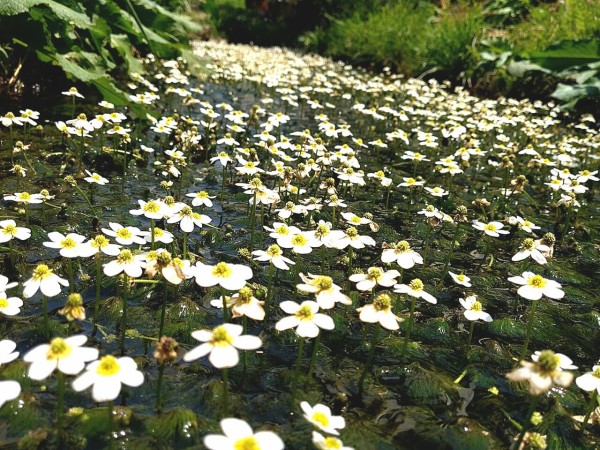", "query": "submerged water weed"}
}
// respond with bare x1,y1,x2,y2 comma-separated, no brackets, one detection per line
0,41,598,448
